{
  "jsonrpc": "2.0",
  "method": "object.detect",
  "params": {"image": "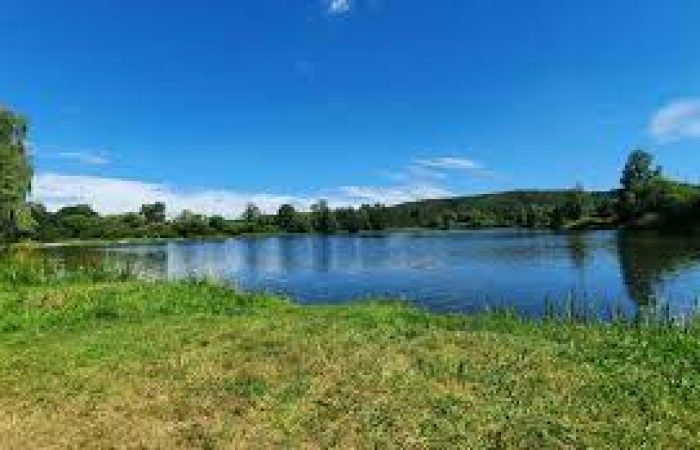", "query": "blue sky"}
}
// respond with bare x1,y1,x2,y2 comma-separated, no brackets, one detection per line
2,0,700,216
